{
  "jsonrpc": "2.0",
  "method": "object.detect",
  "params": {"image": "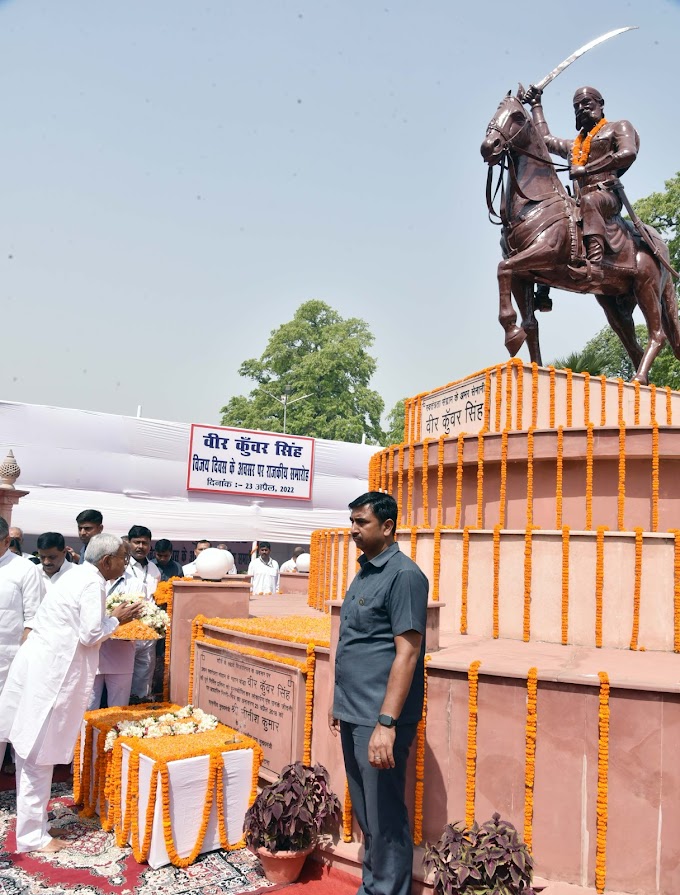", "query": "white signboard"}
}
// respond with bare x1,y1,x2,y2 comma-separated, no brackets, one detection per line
419,375,486,439
187,424,315,500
